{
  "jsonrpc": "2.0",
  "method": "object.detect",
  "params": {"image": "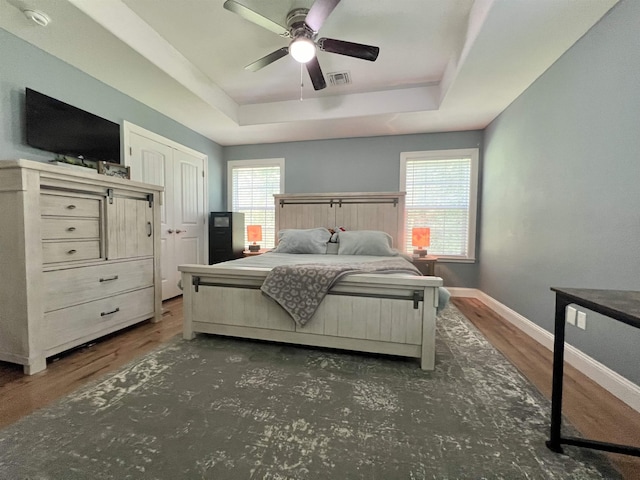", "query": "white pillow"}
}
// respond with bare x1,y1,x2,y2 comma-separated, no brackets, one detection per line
272,228,331,254
337,230,397,256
